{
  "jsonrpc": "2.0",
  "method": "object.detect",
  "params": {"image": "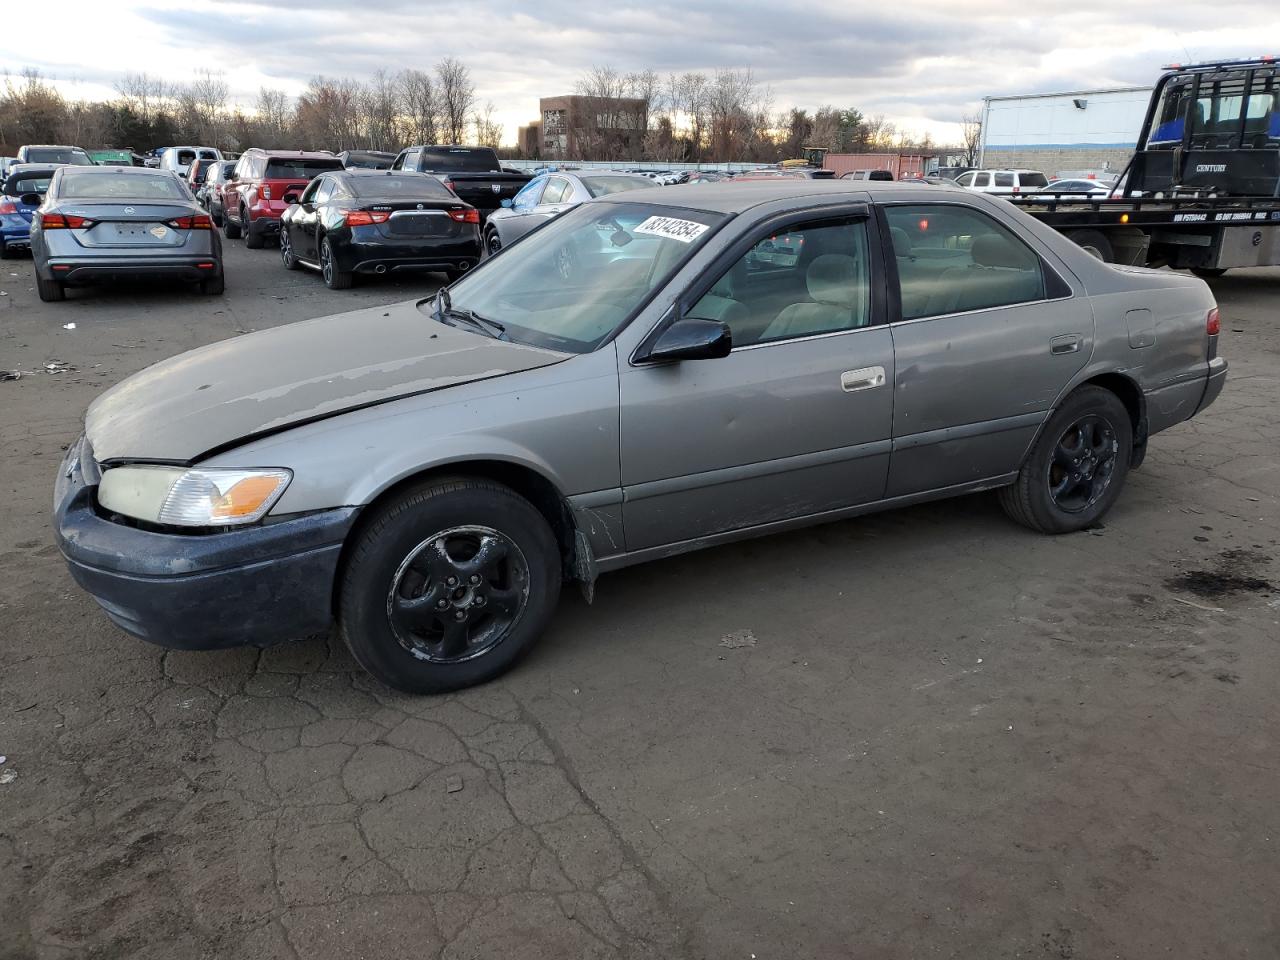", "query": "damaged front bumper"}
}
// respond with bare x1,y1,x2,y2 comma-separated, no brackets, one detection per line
53,436,358,650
